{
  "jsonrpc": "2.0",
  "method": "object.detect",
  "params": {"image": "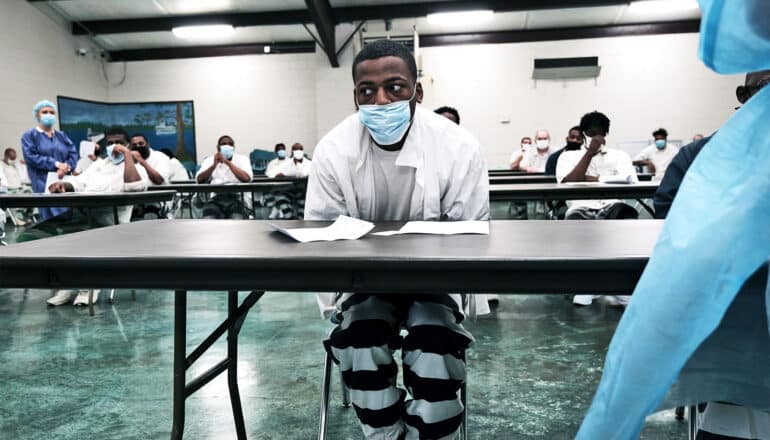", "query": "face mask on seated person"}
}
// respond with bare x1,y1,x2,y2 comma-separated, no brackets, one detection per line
219,145,234,160
106,144,125,165
277,150,286,159
133,146,150,159
292,150,304,160
655,139,666,149
566,141,582,150
358,85,416,146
